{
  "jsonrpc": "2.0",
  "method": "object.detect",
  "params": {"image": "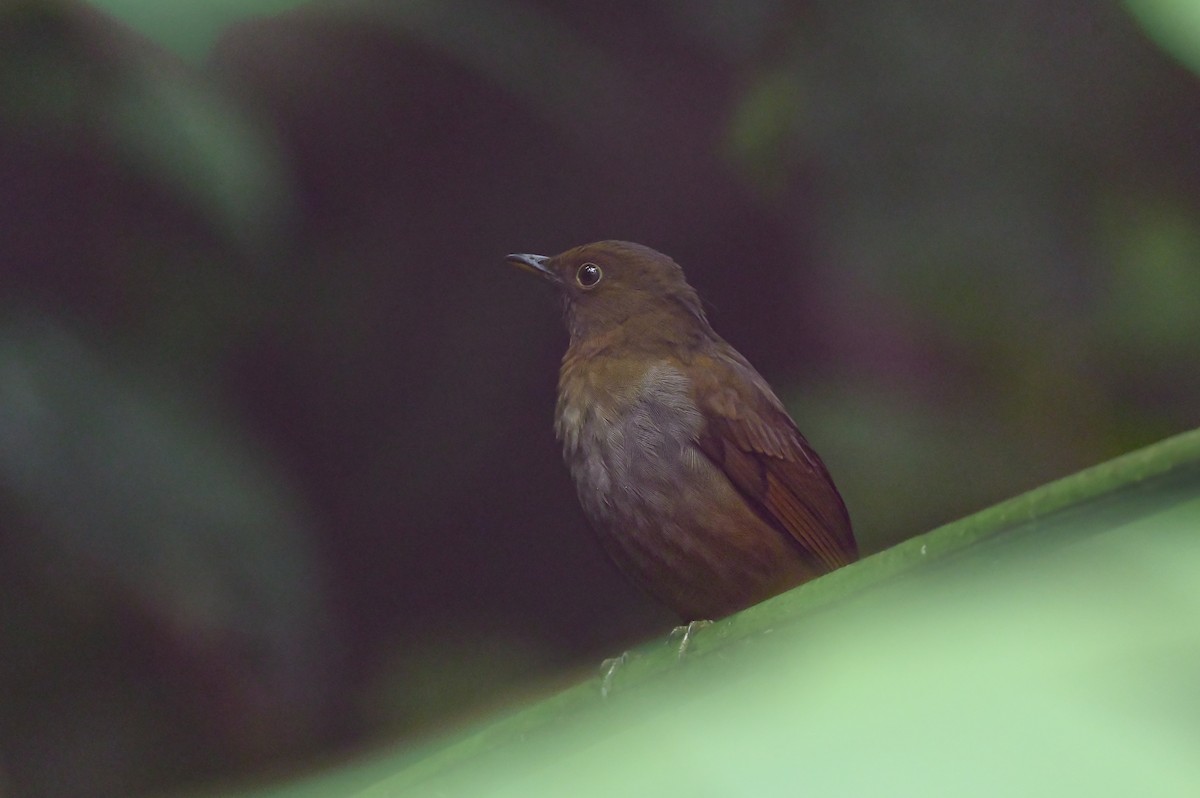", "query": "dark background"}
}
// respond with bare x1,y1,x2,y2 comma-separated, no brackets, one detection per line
1,1,1198,795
